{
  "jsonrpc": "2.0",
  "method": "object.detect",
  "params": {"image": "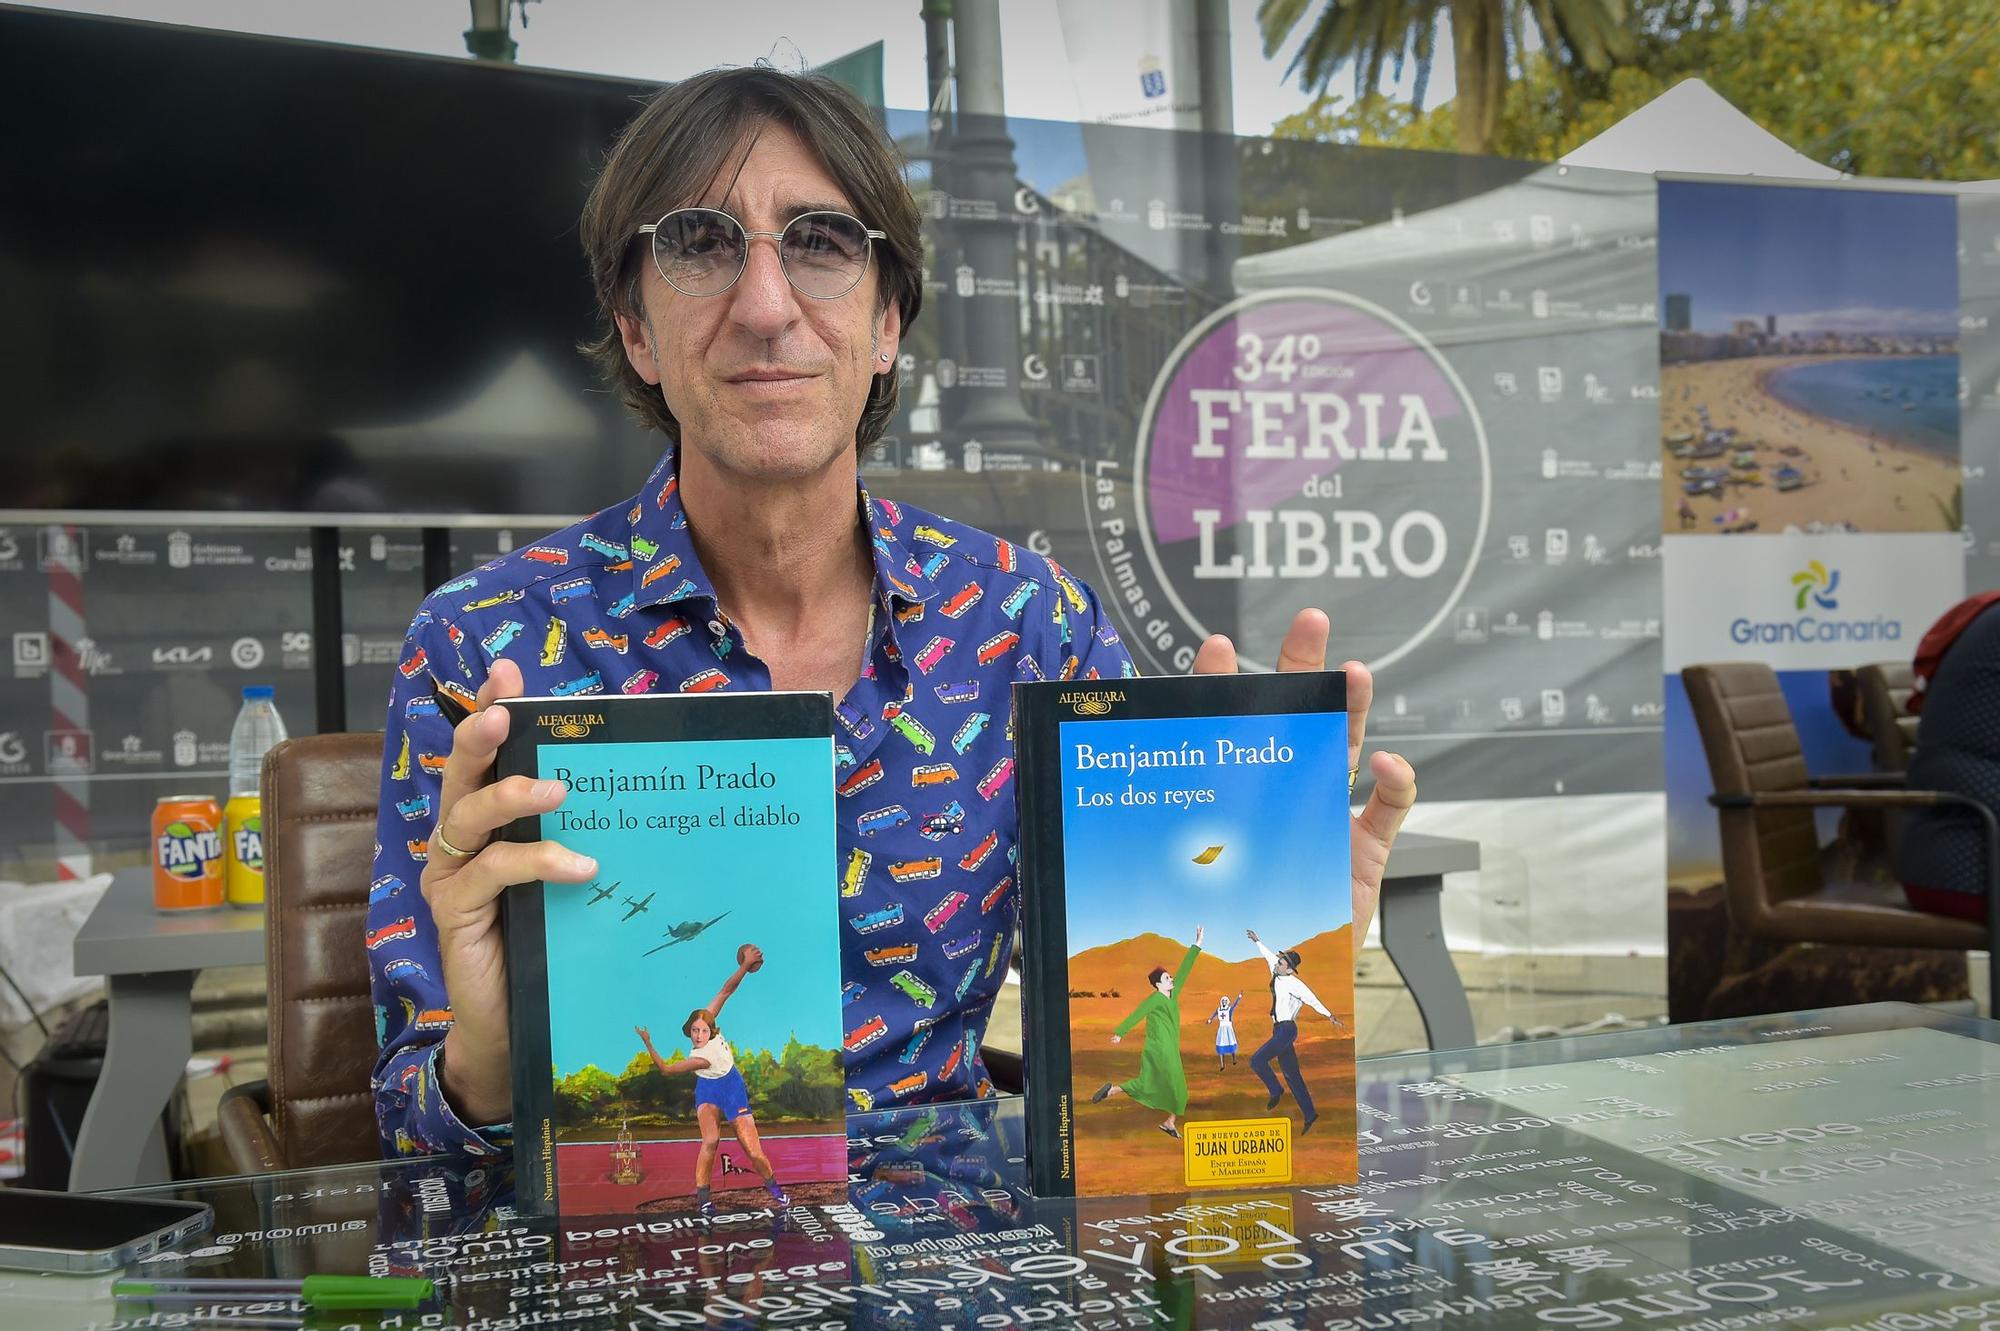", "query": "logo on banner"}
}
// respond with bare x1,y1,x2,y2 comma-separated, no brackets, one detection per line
1791,560,1840,611
13,632,49,677
173,729,199,768
1061,355,1100,393
232,637,265,669
1665,535,1960,672
1138,56,1166,100
46,729,93,775
73,637,118,676
168,530,192,568
38,529,85,573
0,732,26,773
1088,287,1490,672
